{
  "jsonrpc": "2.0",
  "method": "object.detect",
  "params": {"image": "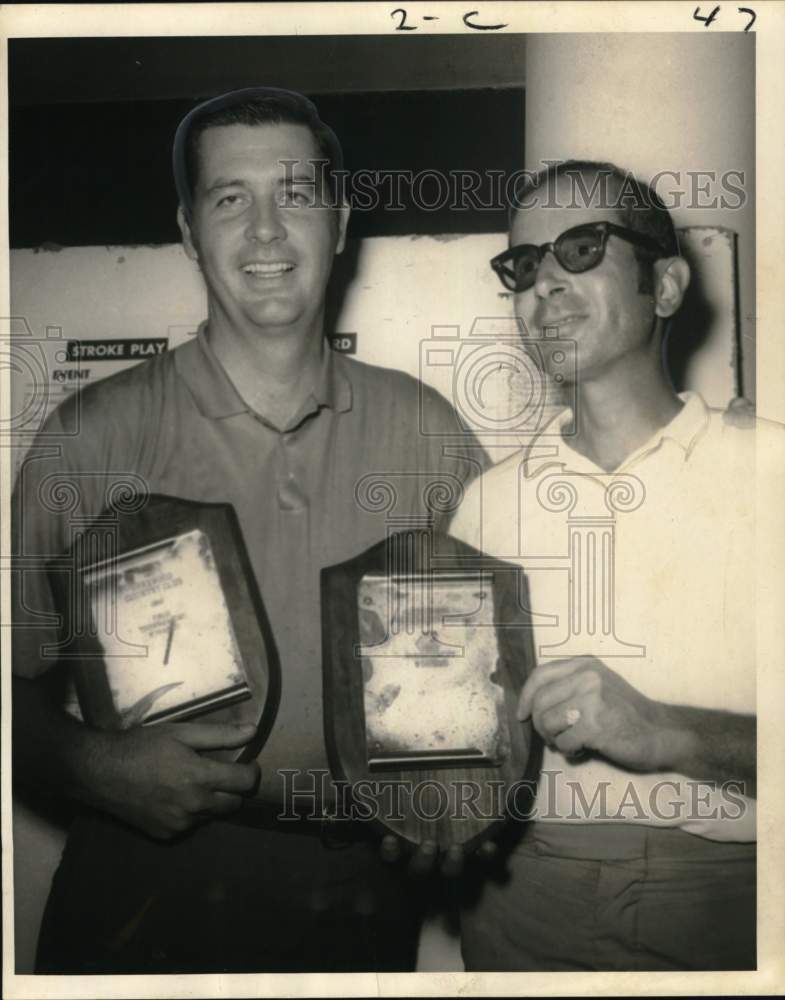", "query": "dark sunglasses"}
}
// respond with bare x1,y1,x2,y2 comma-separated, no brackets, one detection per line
490,221,670,293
